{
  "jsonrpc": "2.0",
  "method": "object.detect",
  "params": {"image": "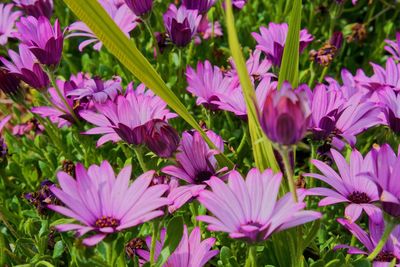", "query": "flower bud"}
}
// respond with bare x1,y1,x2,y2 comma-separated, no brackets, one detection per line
124,0,152,17
144,119,179,158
